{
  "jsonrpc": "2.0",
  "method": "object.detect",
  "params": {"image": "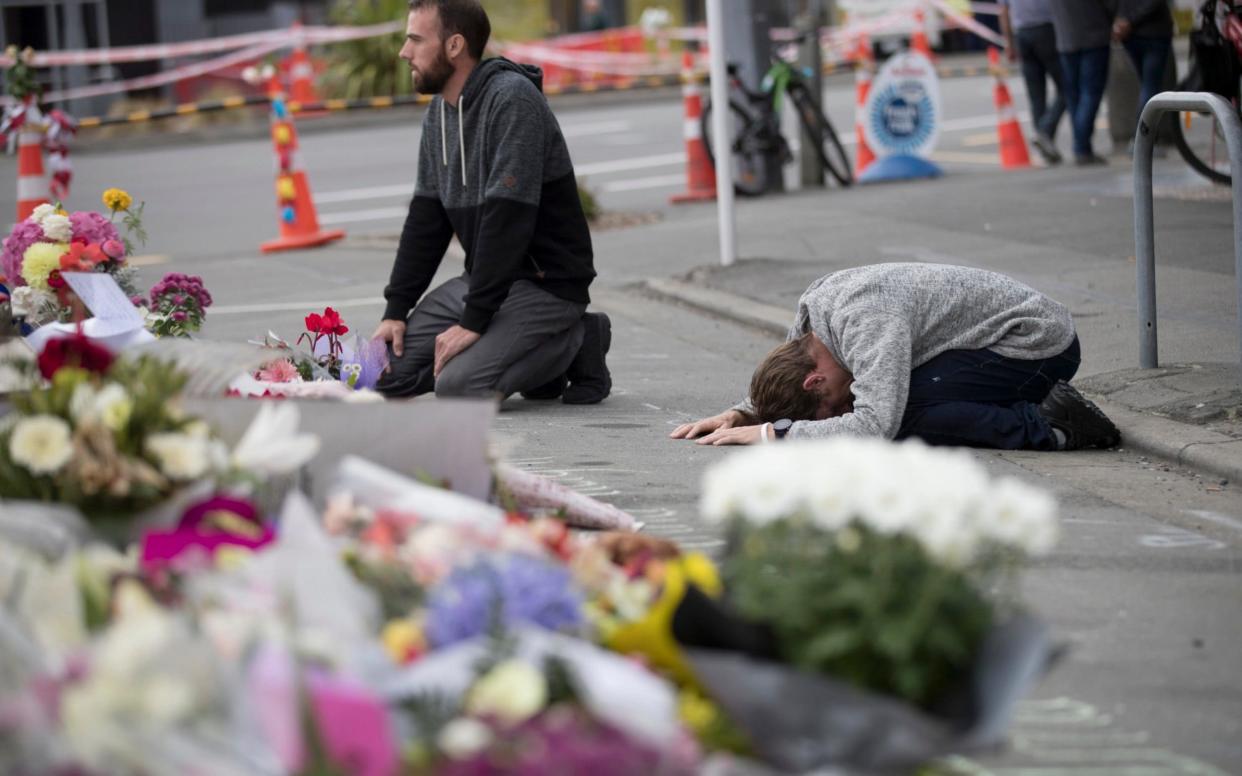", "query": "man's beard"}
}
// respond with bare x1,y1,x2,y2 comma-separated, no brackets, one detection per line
413,49,454,94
